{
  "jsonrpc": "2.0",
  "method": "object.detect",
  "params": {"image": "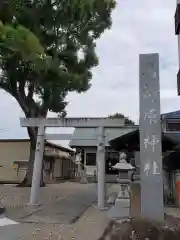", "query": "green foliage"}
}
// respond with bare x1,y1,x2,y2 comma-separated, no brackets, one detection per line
0,20,50,71
0,21,43,55
0,0,116,118
108,113,135,125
